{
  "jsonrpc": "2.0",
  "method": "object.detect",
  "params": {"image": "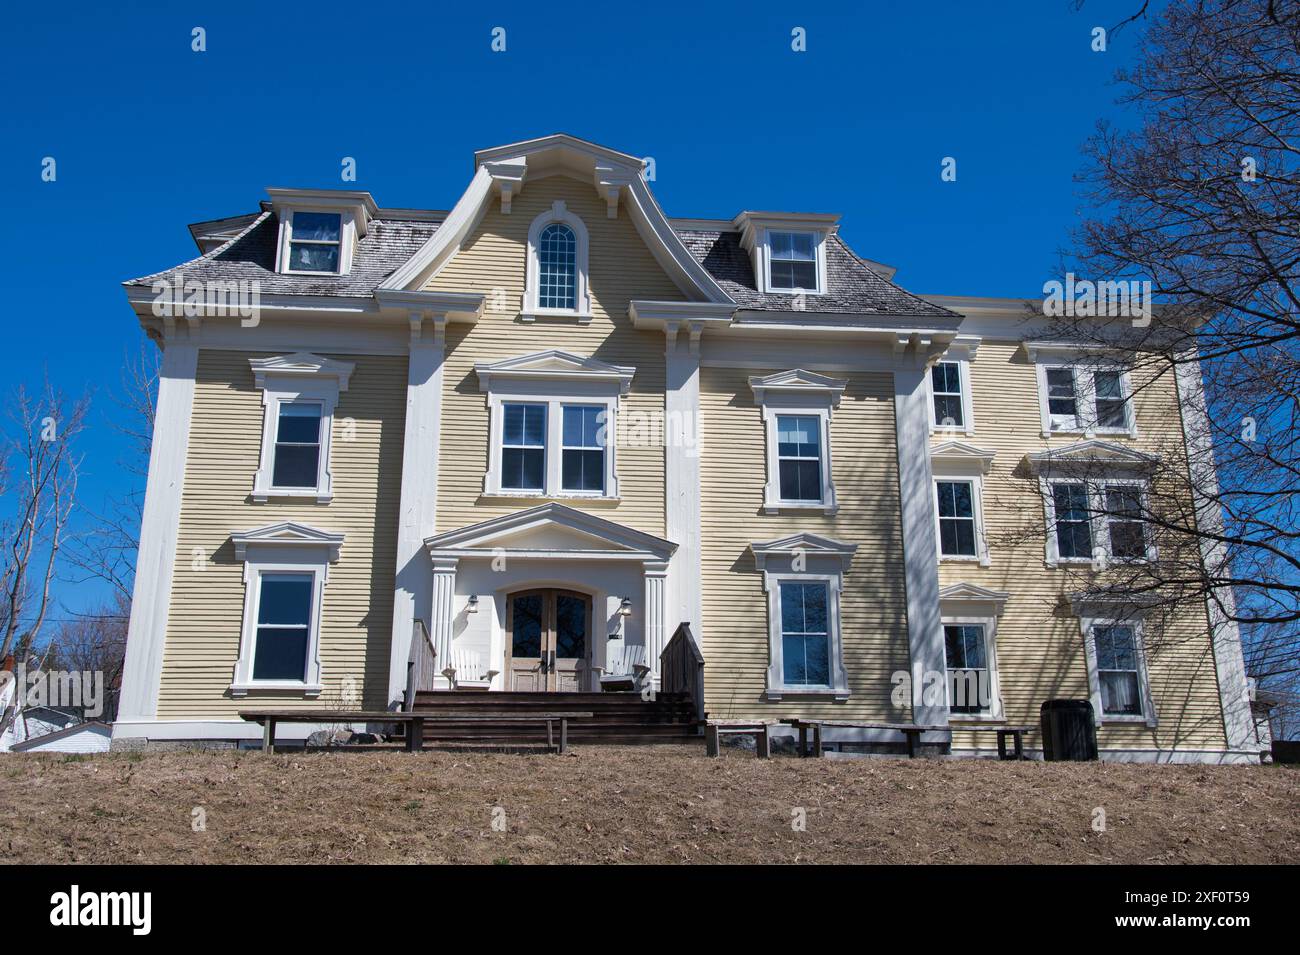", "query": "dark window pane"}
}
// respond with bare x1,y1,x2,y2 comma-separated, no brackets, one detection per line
1047,367,1077,418
777,415,819,457
1109,521,1146,559
1100,671,1142,715
555,595,587,659
940,519,976,556
562,448,604,492
292,212,341,241
502,447,544,490
779,459,822,501
538,223,577,309
289,243,339,272
257,575,313,625
253,627,309,680
933,394,964,427
1097,399,1127,429
272,444,320,488
932,362,960,394
511,595,543,657
782,633,829,685
277,404,321,443
937,481,973,518
504,403,545,446
770,259,817,289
